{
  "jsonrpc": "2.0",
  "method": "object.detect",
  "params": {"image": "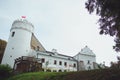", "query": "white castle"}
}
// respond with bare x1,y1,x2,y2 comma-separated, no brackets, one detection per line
2,18,97,72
